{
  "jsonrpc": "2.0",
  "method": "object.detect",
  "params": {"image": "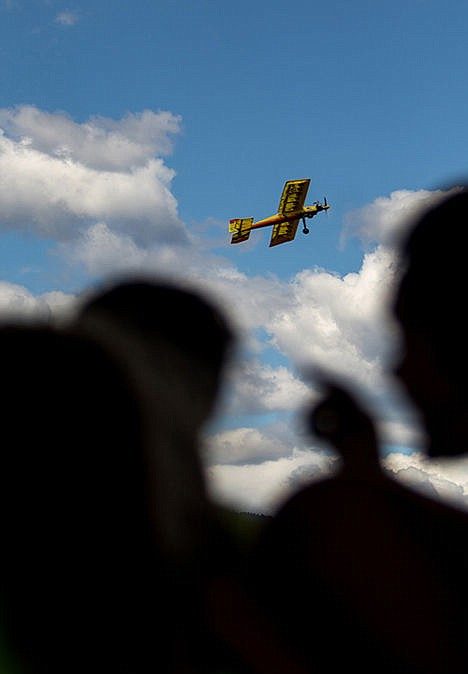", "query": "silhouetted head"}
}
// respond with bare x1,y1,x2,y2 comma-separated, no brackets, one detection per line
80,280,231,371
76,279,234,421
393,189,468,456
